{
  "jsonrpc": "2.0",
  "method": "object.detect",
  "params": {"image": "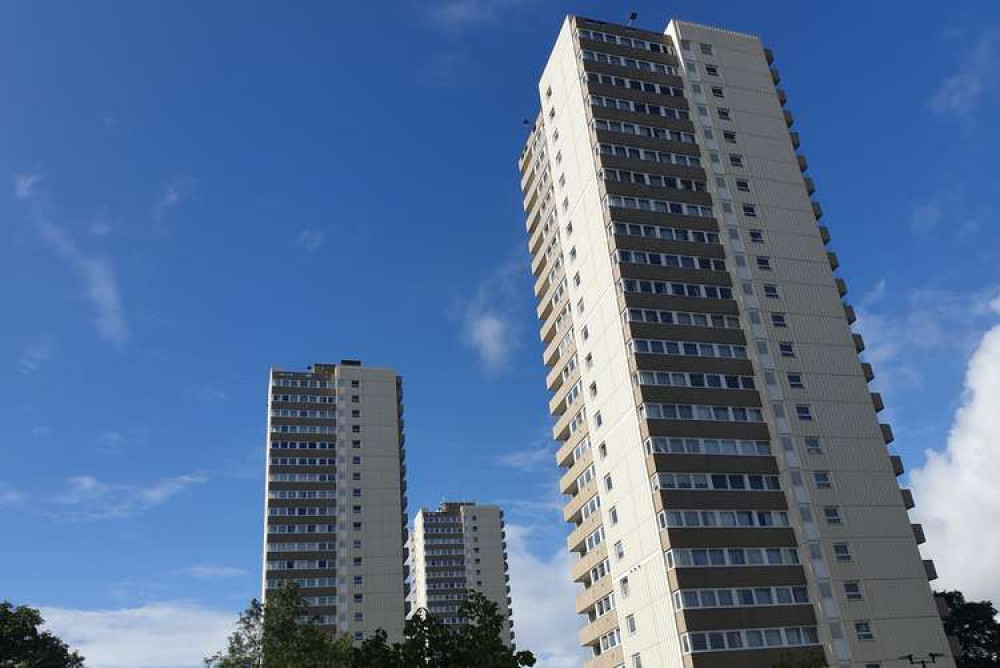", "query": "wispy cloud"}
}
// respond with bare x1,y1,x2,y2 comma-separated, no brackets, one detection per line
31,426,51,437
929,28,999,120
457,260,526,376
417,52,473,86
911,295,1000,606
13,171,42,199
426,0,527,30
0,482,25,506
38,221,129,347
196,385,229,403
51,473,207,521
180,564,248,579
18,340,53,373
296,228,325,252
152,176,197,228
42,601,236,668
